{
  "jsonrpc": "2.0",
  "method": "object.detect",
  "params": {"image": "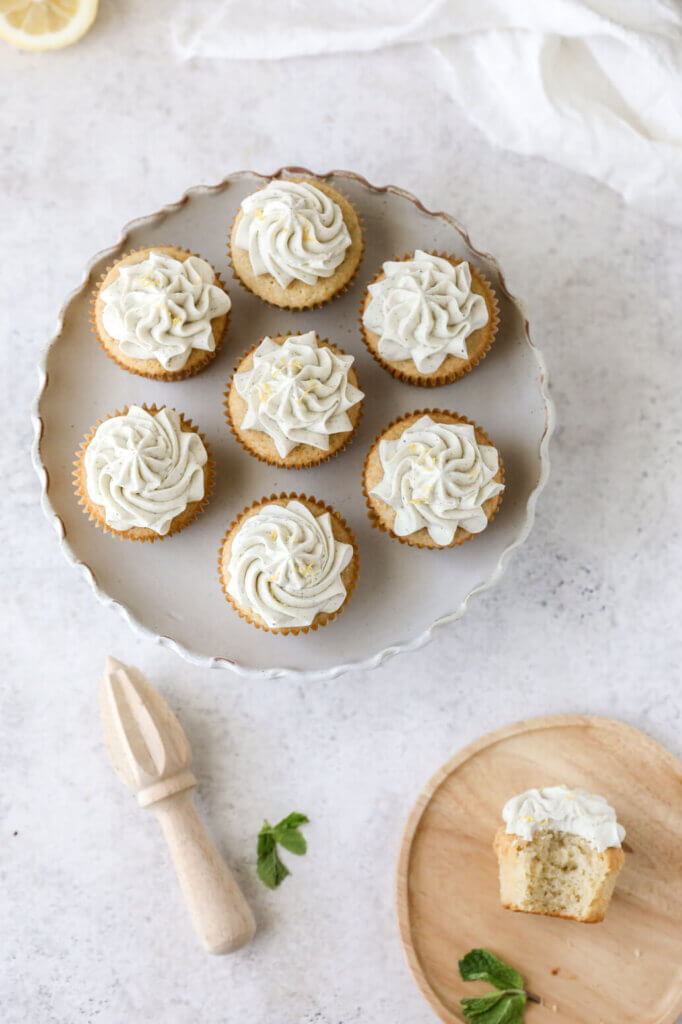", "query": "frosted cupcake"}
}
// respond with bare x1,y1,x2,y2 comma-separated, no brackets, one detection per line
230,178,363,309
218,495,359,634
225,330,364,469
93,246,231,380
363,410,504,548
74,405,212,541
361,251,499,386
494,786,626,923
